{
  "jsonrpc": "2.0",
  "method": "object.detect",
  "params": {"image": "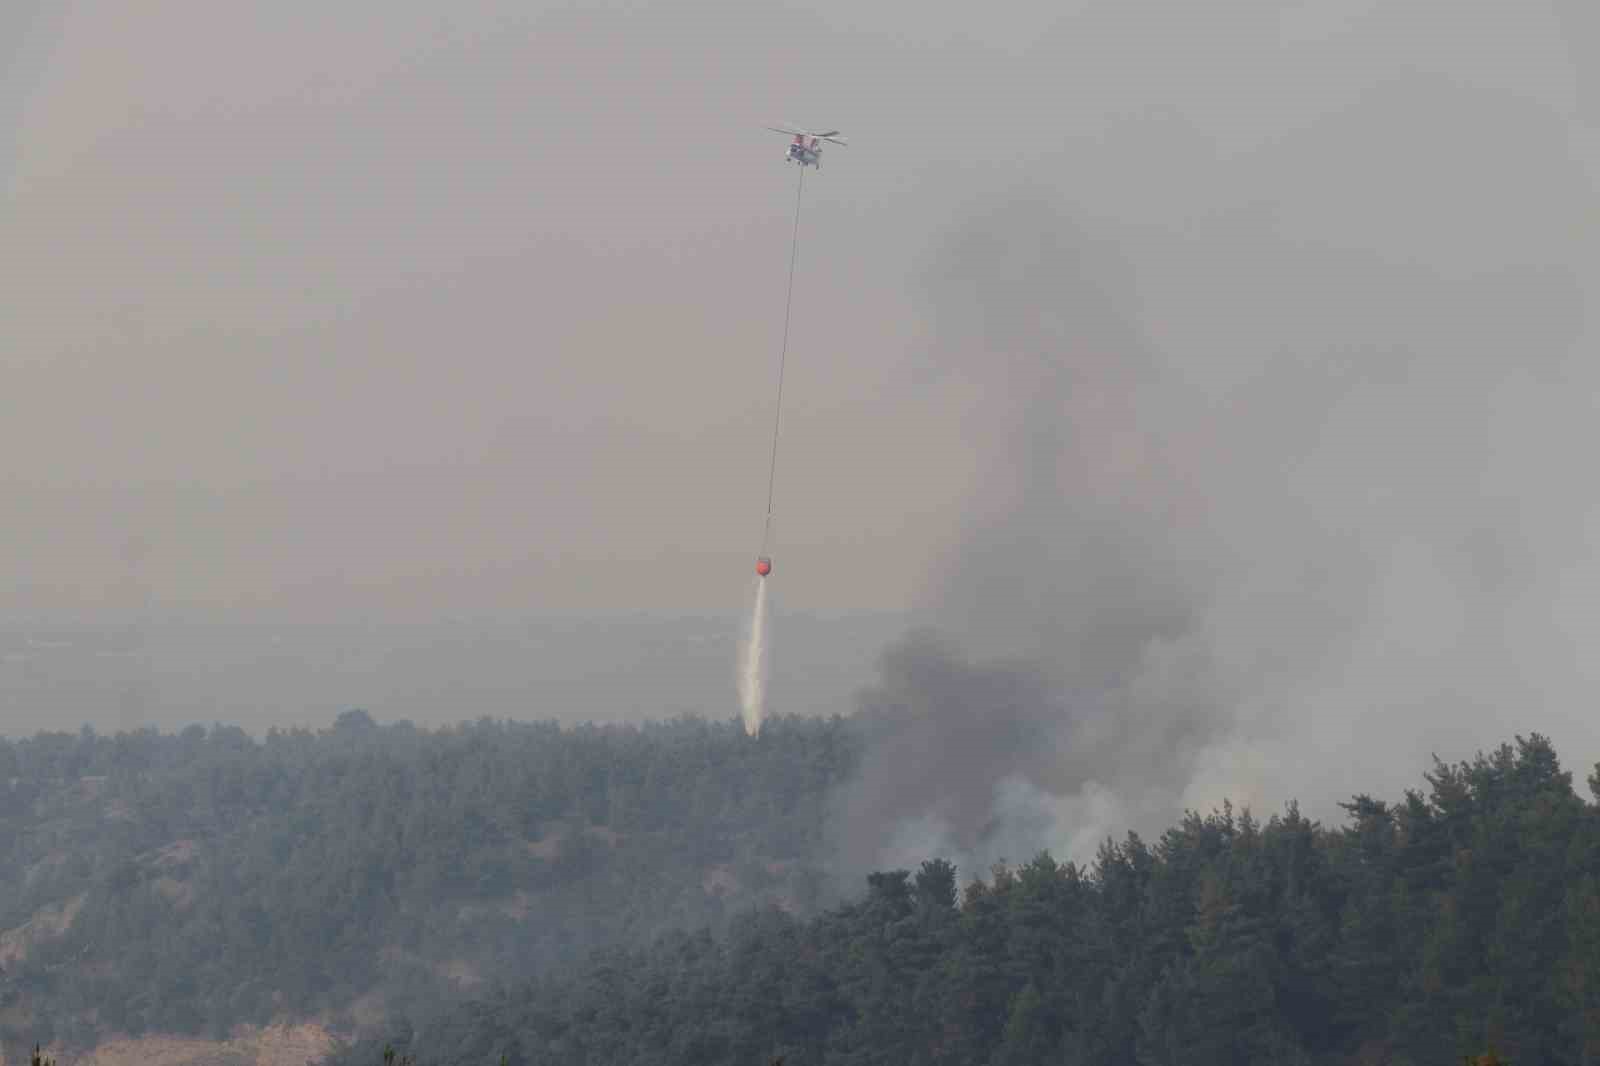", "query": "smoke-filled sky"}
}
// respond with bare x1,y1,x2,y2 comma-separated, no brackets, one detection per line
3,0,1594,621
5,1,1600,831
